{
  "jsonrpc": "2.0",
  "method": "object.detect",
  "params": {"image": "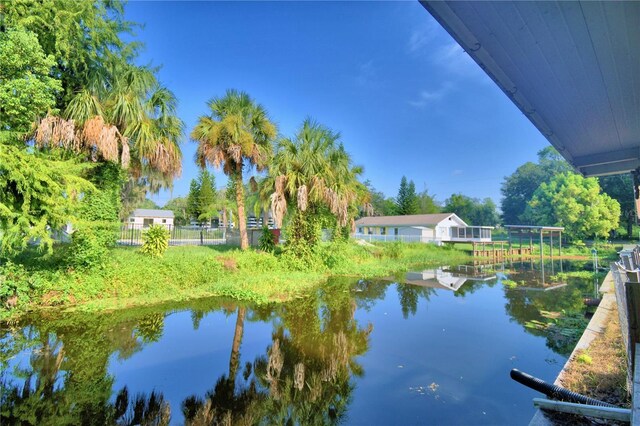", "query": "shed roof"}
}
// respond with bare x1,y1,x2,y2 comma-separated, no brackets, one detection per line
131,209,174,218
421,1,640,176
355,213,462,227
